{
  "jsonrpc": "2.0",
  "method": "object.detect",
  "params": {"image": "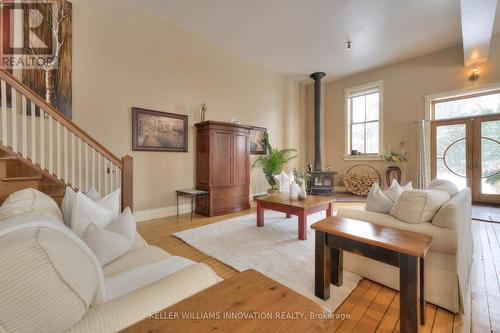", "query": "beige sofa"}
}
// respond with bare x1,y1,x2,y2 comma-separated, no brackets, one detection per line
337,188,473,315
0,209,220,333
